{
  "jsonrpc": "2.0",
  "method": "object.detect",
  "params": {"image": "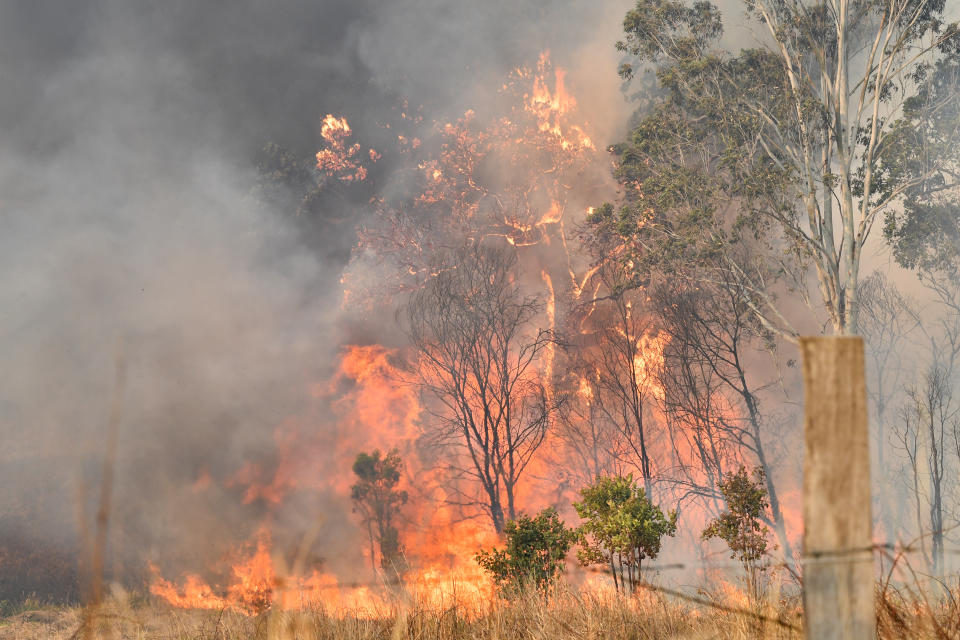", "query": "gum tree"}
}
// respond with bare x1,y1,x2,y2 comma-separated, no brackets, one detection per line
593,0,960,336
